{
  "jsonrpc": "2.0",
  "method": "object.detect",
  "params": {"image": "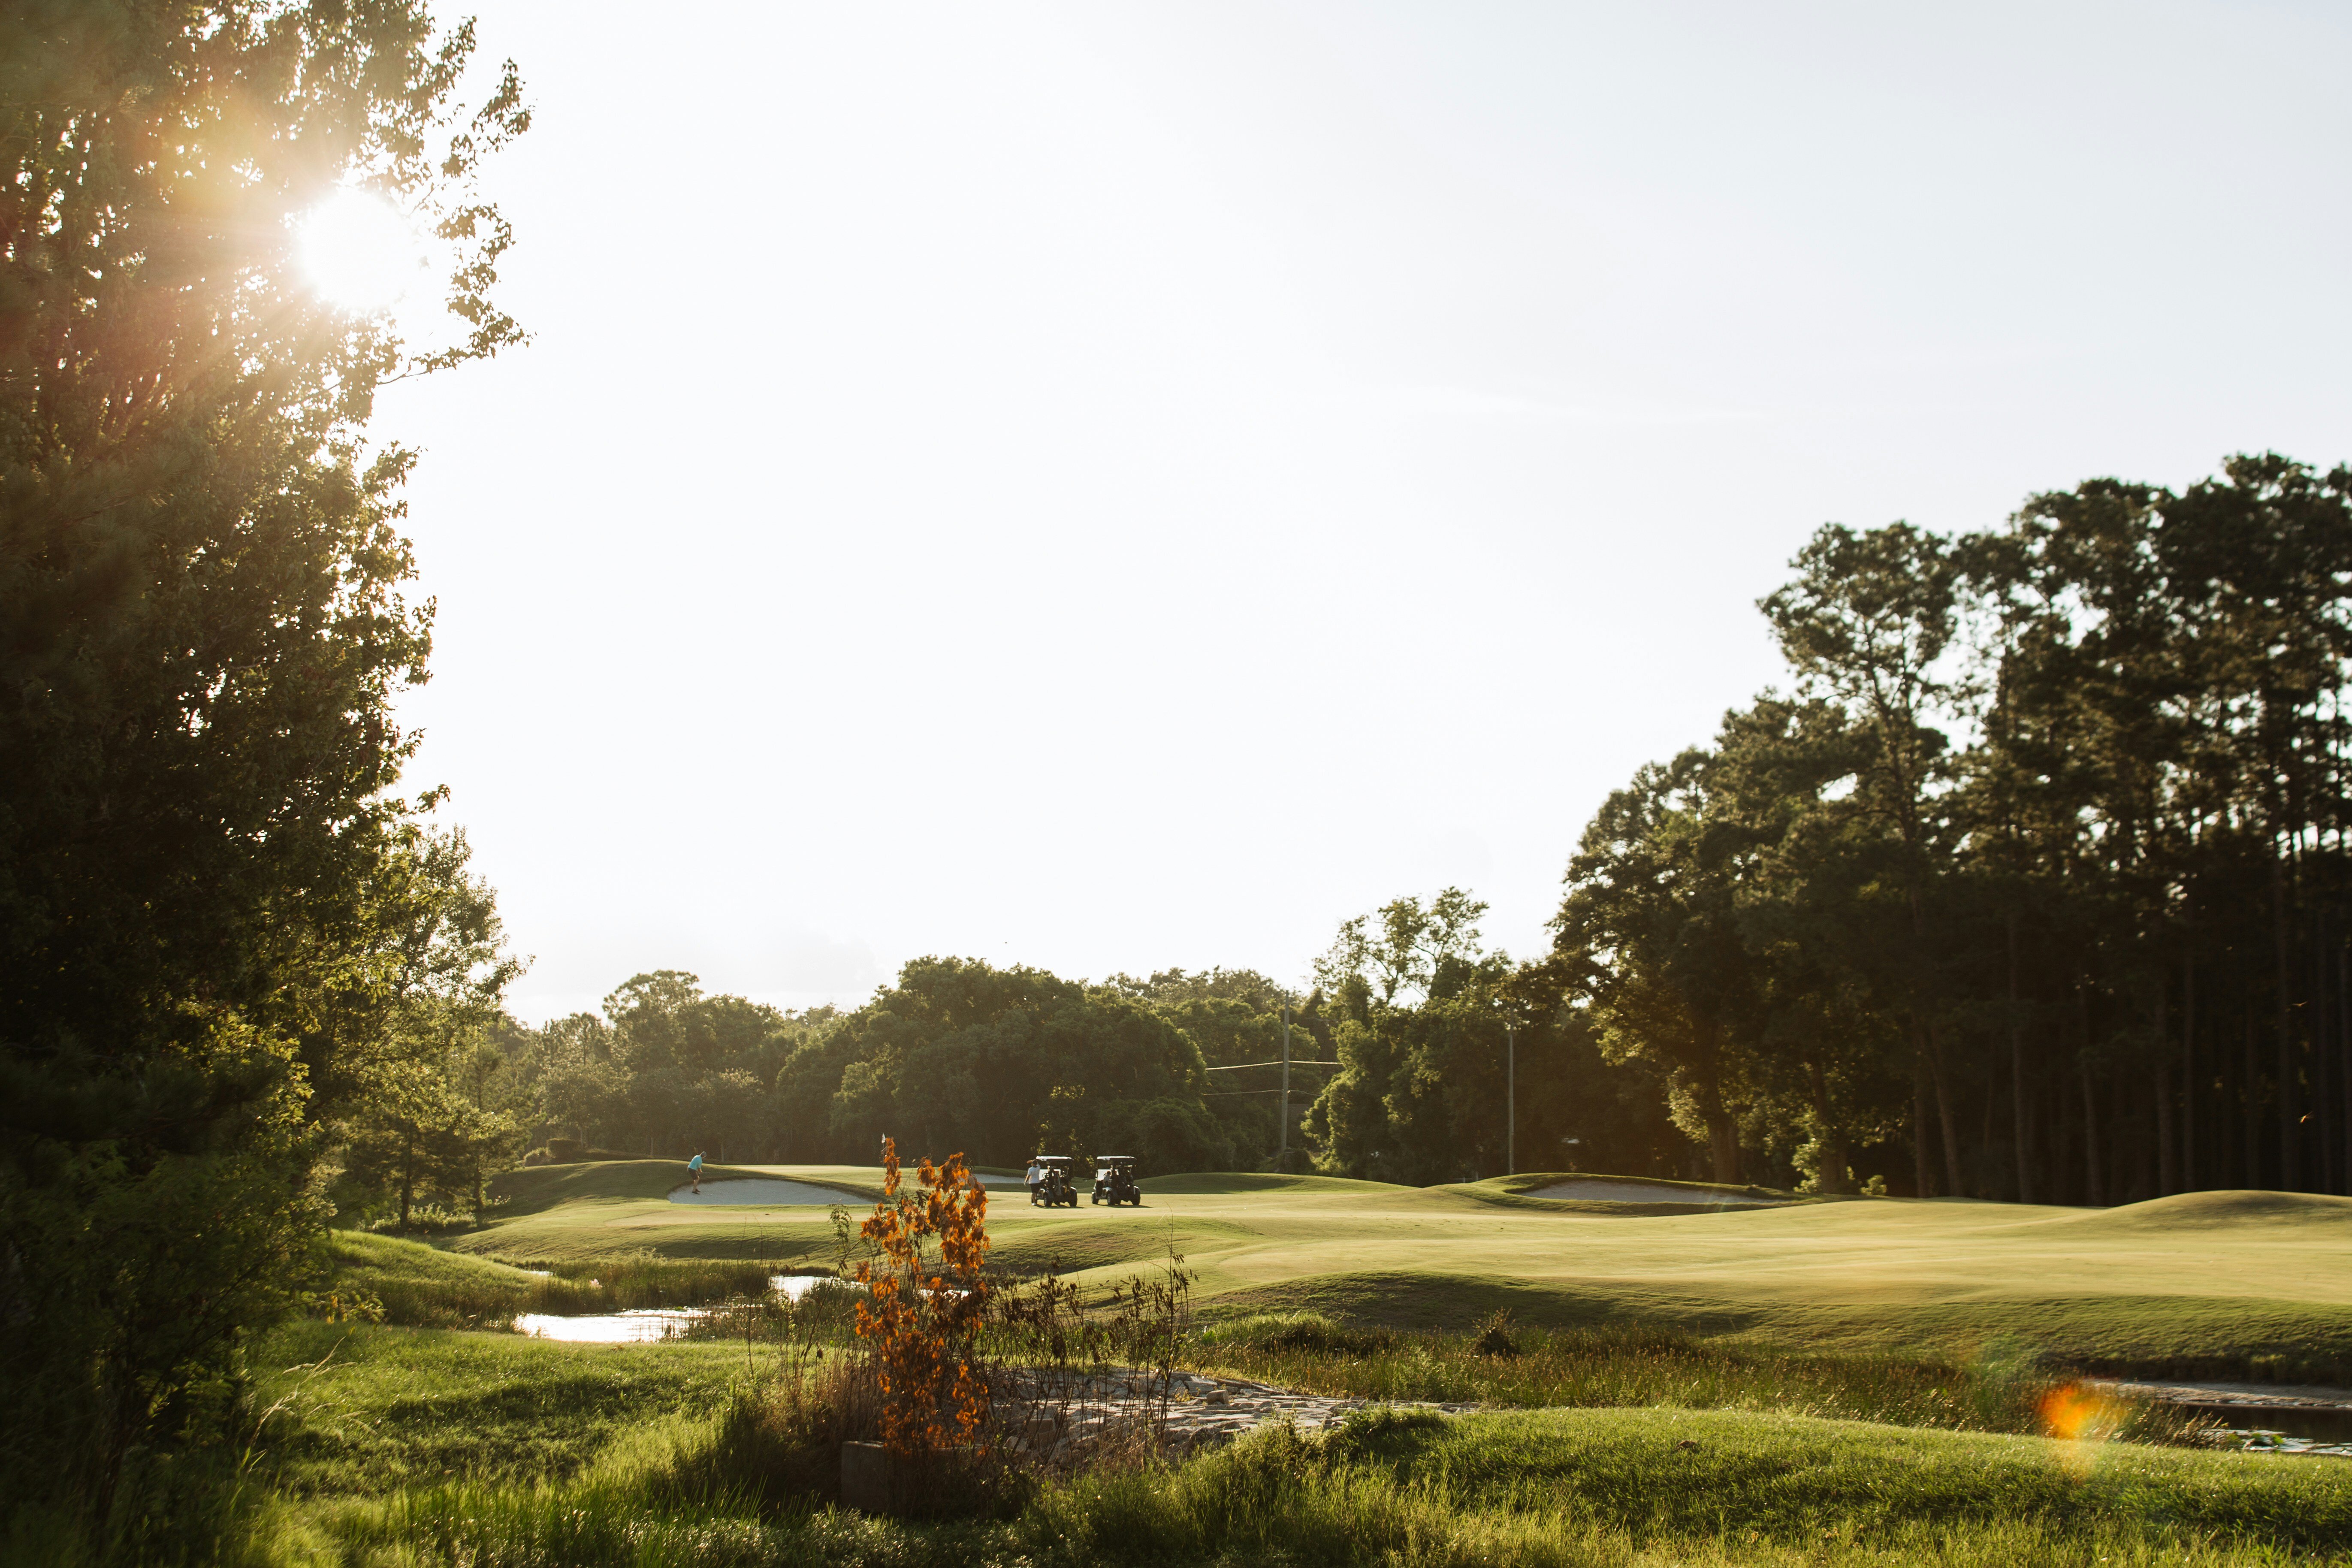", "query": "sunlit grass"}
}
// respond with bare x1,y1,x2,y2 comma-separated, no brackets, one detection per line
1187,1312,2208,1443
279,1403,2352,1565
